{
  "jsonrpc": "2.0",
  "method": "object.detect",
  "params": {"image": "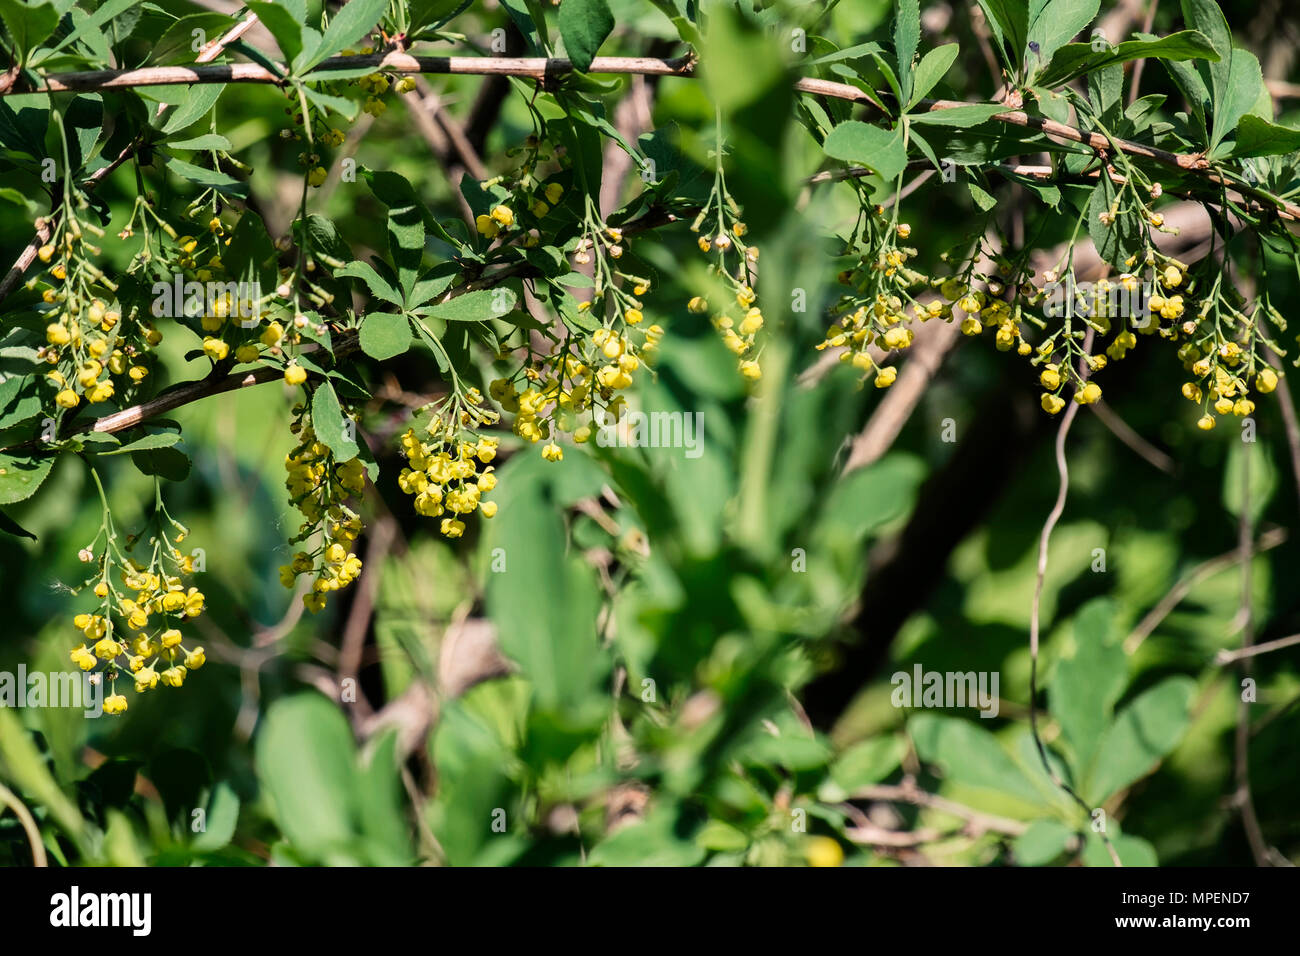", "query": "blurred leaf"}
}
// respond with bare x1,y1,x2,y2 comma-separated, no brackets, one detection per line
1014,818,1075,865
1087,677,1196,803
